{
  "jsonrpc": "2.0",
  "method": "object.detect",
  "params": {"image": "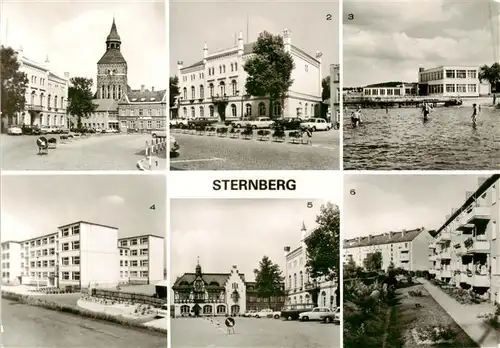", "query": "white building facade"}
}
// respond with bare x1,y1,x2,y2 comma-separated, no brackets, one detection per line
362,83,418,100
344,228,433,272
1,241,22,284
428,175,500,303
14,48,69,128
418,66,491,97
177,29,322,121
285,223,338,310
